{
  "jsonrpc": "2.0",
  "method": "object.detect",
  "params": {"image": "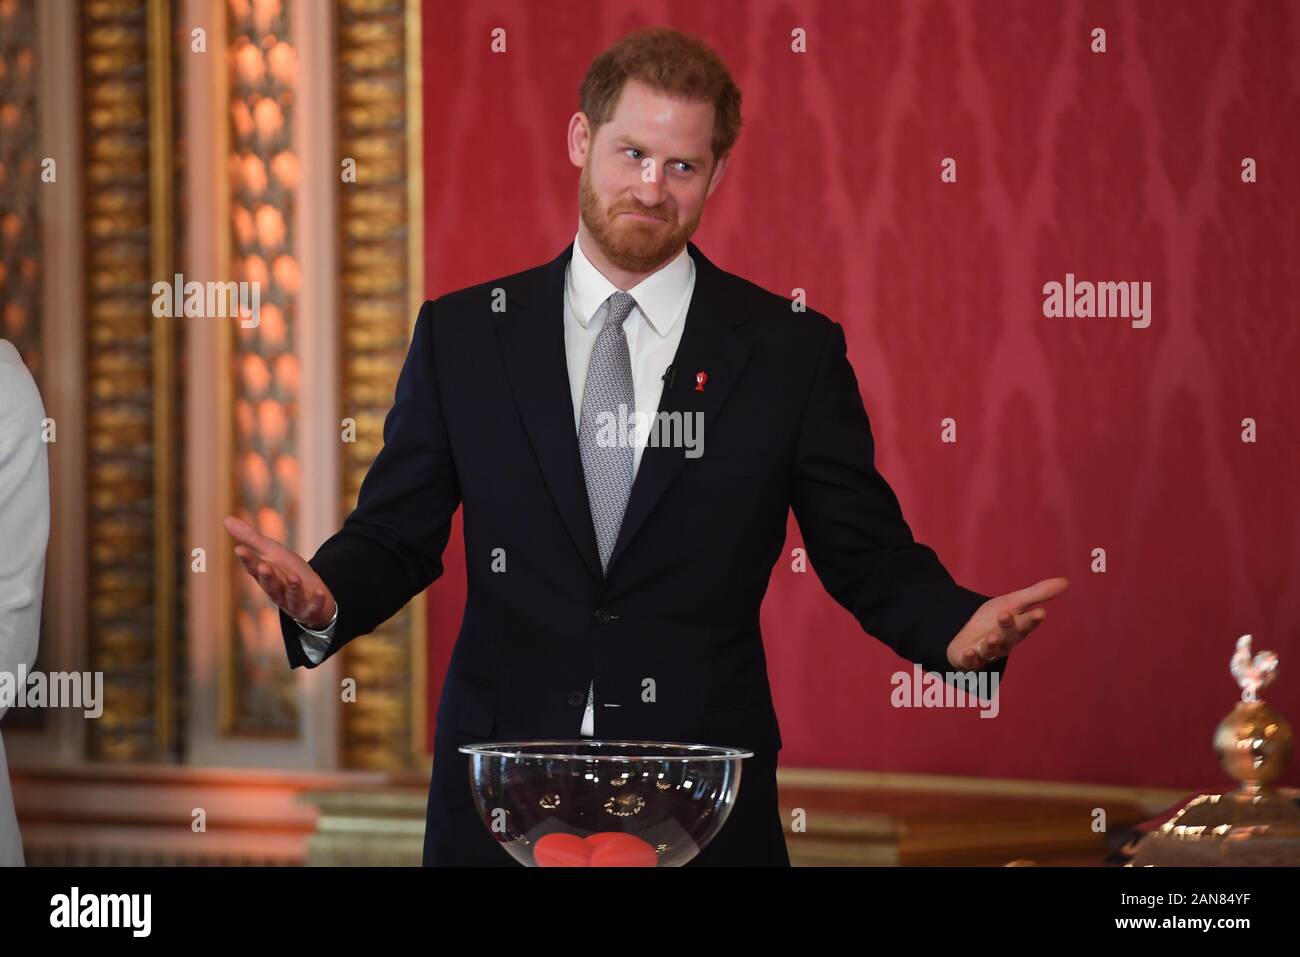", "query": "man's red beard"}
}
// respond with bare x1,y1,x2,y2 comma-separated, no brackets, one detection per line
578,161,702,274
